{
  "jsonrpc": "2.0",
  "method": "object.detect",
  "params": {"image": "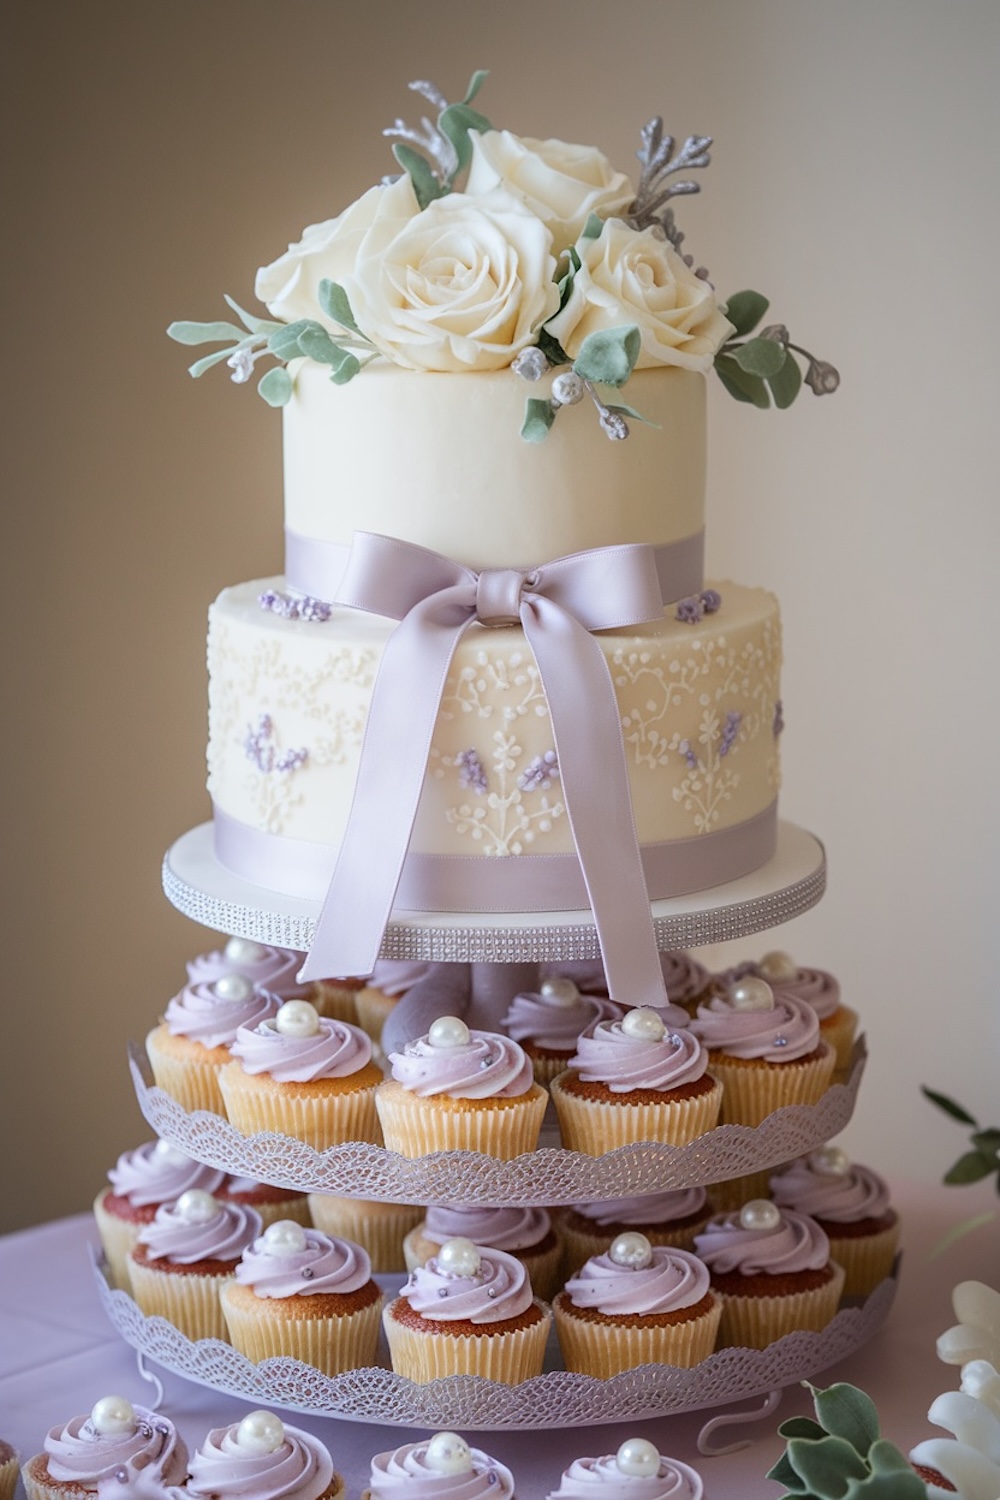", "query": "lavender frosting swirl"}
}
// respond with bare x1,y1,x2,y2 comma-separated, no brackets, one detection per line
547,1453,703,1500
569,1020,709,1093
771,966,841,1020
569,1188,708,1227
163,981,279,1048
422,1204,551,1251
138,1199,262,1265
187,941,310,1000
694,1208,830,1276
236,1228,372,1298
563,1245,710,1316
503,989,619,1052
402,1244,534,1324
544,951,709,1007
388,1029,534,1099
368,960,436,997
368,1441,515,1500
107,1140,225,1205
770,1158,891,1223
43,1406,188,1490
186,1422,333,1500
689,992,820,1062
230,1016,372,1083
